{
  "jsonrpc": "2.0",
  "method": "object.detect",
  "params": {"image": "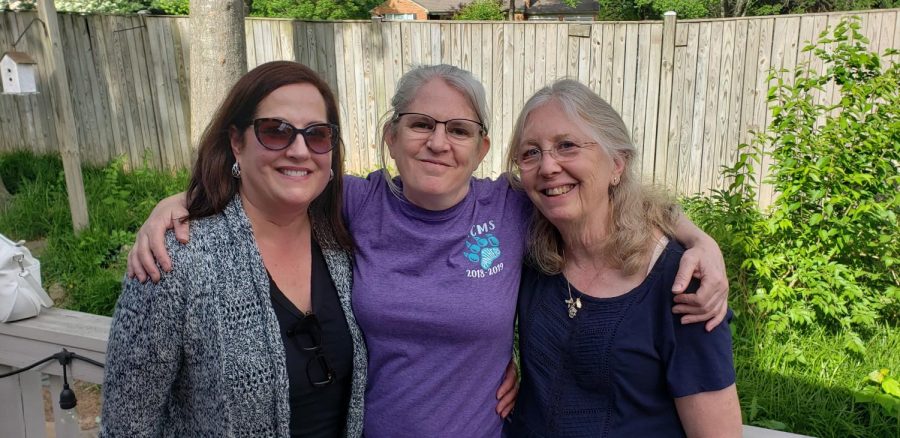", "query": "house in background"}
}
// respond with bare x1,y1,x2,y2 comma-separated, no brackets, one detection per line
518,0,599,21
371,0,599,21
371,0,482,20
